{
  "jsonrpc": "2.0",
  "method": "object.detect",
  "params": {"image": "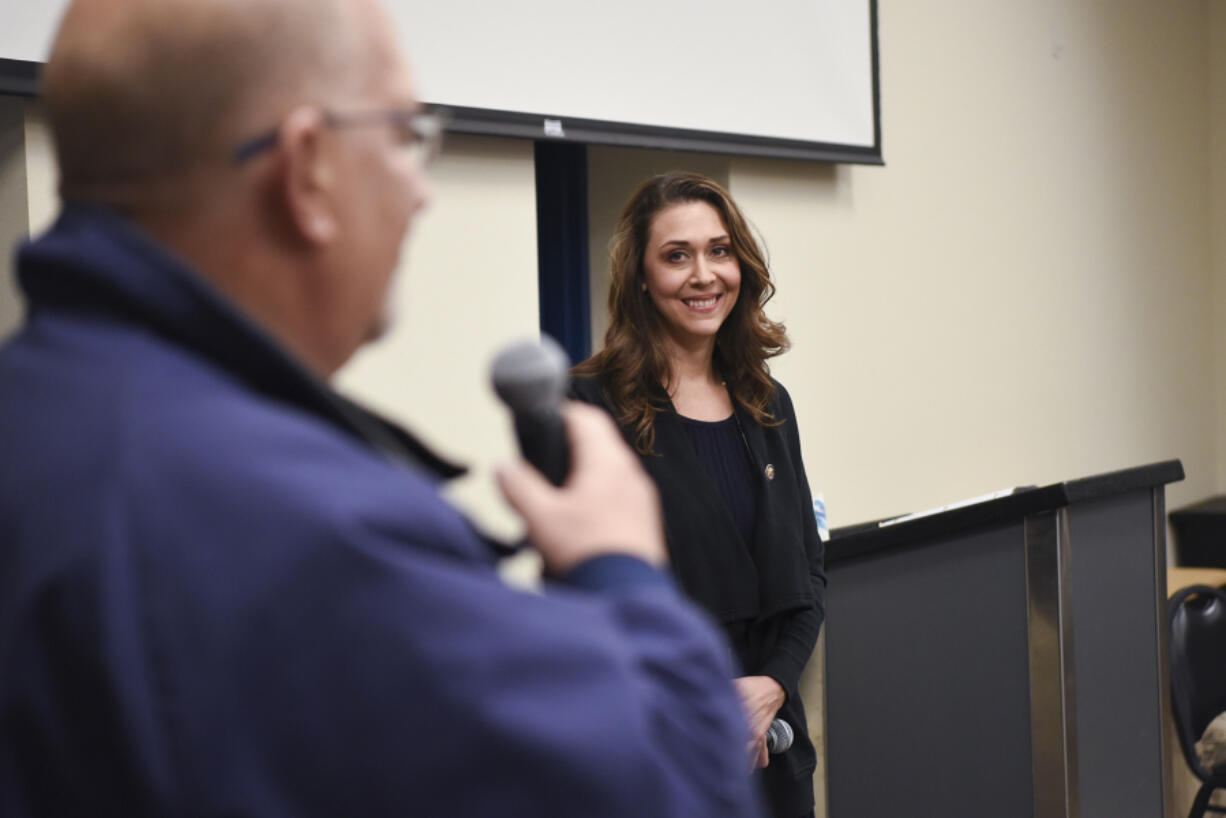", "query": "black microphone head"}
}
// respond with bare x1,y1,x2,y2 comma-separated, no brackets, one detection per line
490,336,569,413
